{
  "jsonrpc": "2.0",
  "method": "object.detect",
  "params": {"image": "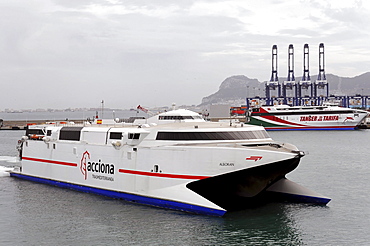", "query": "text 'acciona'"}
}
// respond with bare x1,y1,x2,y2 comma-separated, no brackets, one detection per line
87,160,115,174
